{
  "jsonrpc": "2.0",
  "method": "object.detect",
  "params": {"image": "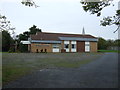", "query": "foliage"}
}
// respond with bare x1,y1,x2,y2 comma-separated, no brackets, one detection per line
29,25,42,34
16,25,42,52
81,1,111,16
98,37,107,50
2,30,14,52
0,14,15,33
80,0,120,33
98,37,120,50
21,0,39,8
18,43,28,52
17,25,41,41
114,39,120,46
